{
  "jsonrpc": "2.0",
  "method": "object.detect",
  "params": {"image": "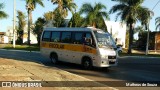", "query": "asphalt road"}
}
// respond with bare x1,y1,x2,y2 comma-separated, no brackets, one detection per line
0,50,160,90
